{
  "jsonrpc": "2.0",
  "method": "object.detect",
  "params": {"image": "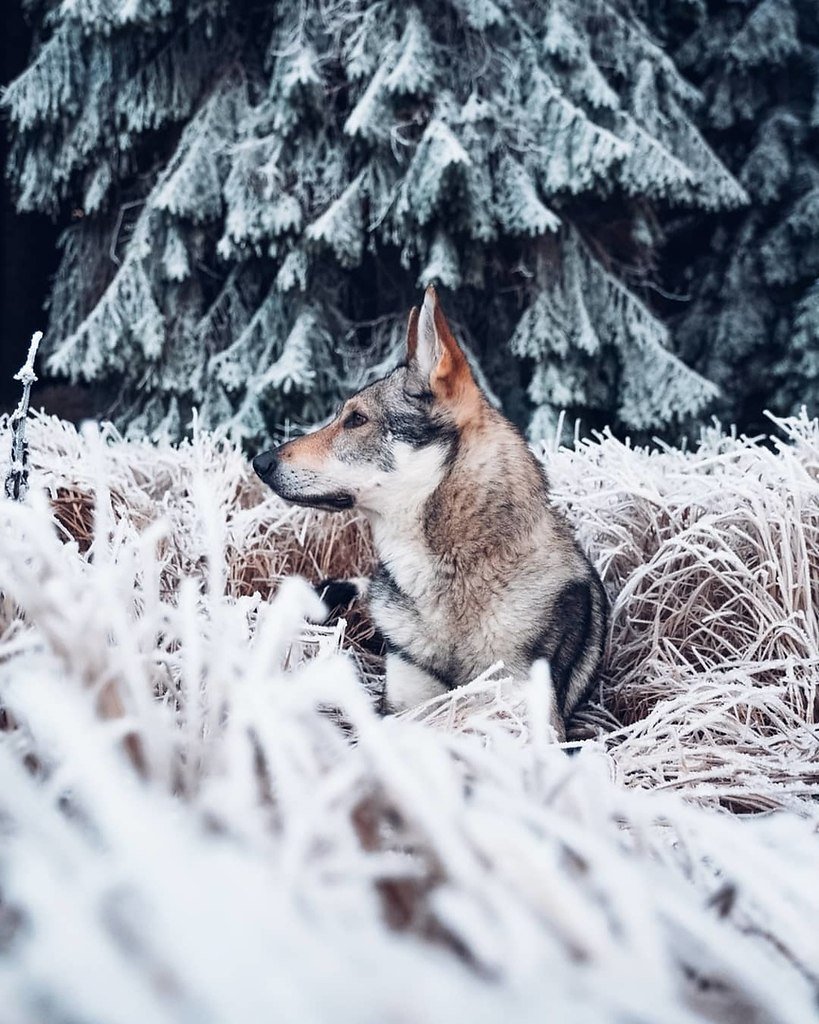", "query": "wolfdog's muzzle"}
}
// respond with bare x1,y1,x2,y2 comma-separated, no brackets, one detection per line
252,447,354,512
